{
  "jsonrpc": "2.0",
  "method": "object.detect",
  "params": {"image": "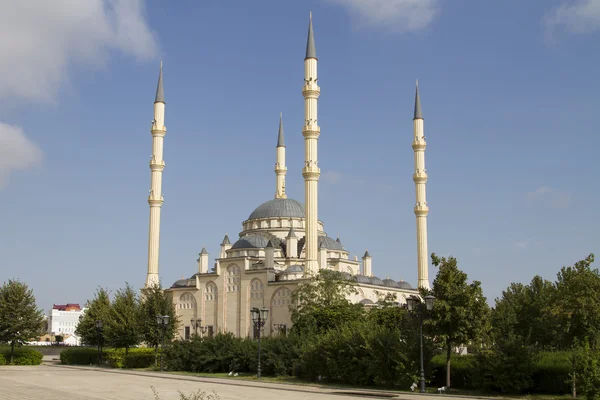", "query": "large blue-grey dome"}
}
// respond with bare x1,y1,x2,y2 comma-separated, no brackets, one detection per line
248,198,305,220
